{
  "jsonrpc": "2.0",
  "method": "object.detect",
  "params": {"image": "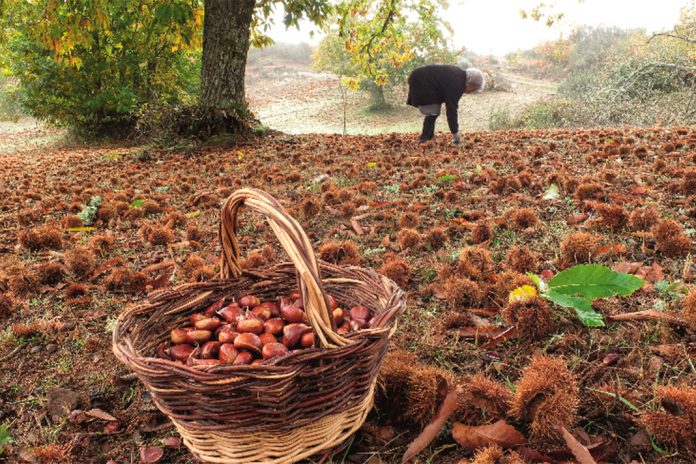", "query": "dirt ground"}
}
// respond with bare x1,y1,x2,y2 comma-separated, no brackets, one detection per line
245,60,557,135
